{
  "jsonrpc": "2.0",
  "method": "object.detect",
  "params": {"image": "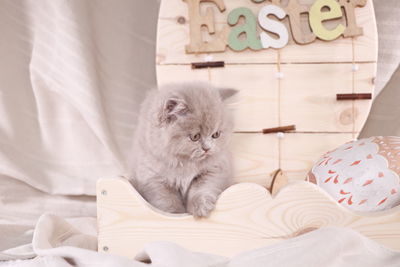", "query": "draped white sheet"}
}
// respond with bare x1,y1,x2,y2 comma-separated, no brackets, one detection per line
2,214,400,267
0,0,157,195
0,0,400,266
373,0,400,96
